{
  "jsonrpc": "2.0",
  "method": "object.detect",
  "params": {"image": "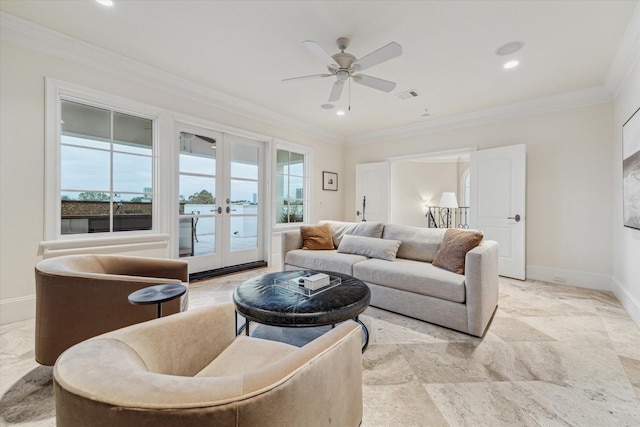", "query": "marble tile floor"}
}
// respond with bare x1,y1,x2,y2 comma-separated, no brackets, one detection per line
1,268,639,426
